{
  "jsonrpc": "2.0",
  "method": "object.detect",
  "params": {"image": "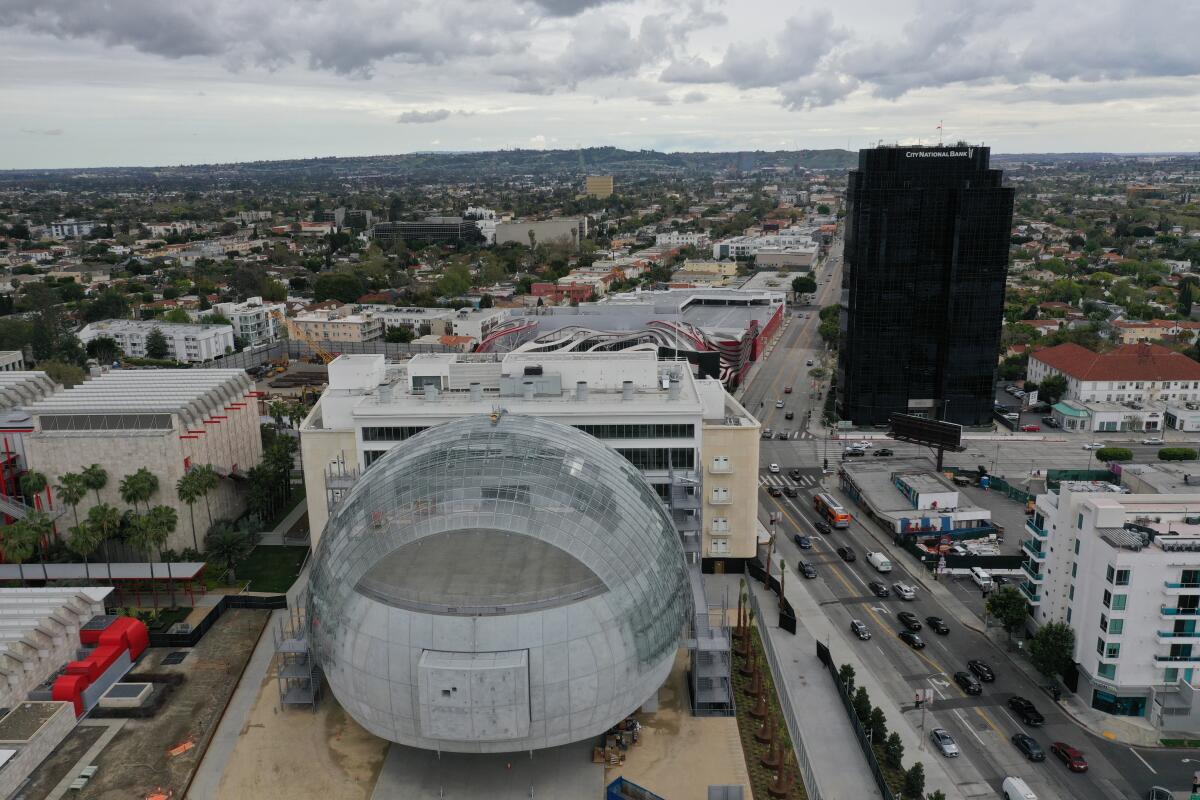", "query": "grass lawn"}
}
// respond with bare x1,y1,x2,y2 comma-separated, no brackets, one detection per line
147,606,190,632
234,545,309,593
